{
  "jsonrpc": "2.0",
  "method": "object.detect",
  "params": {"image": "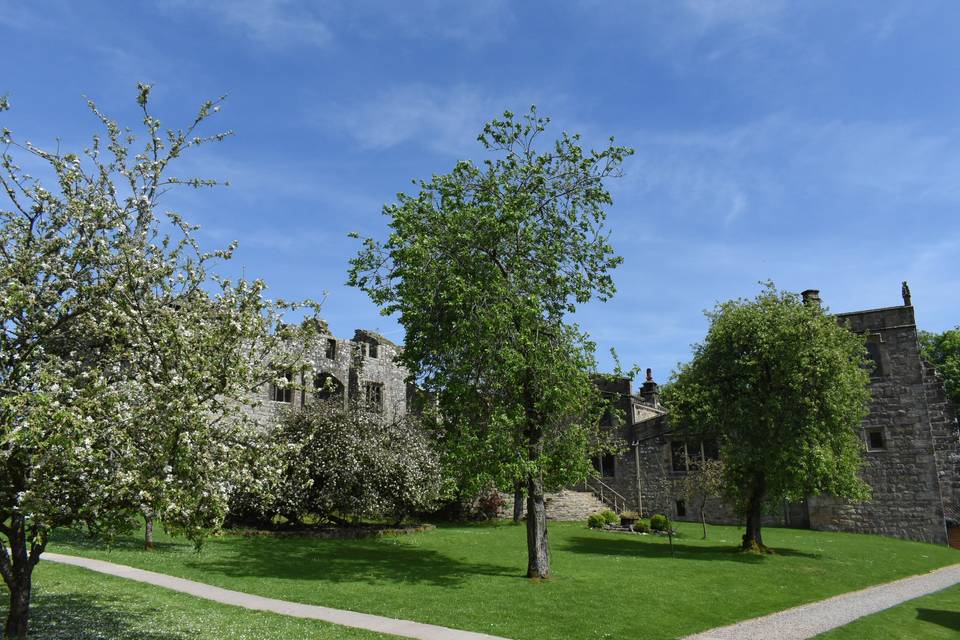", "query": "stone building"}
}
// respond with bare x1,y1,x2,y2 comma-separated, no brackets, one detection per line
804,286,959,545
588,285,959,546
244,328,412,426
